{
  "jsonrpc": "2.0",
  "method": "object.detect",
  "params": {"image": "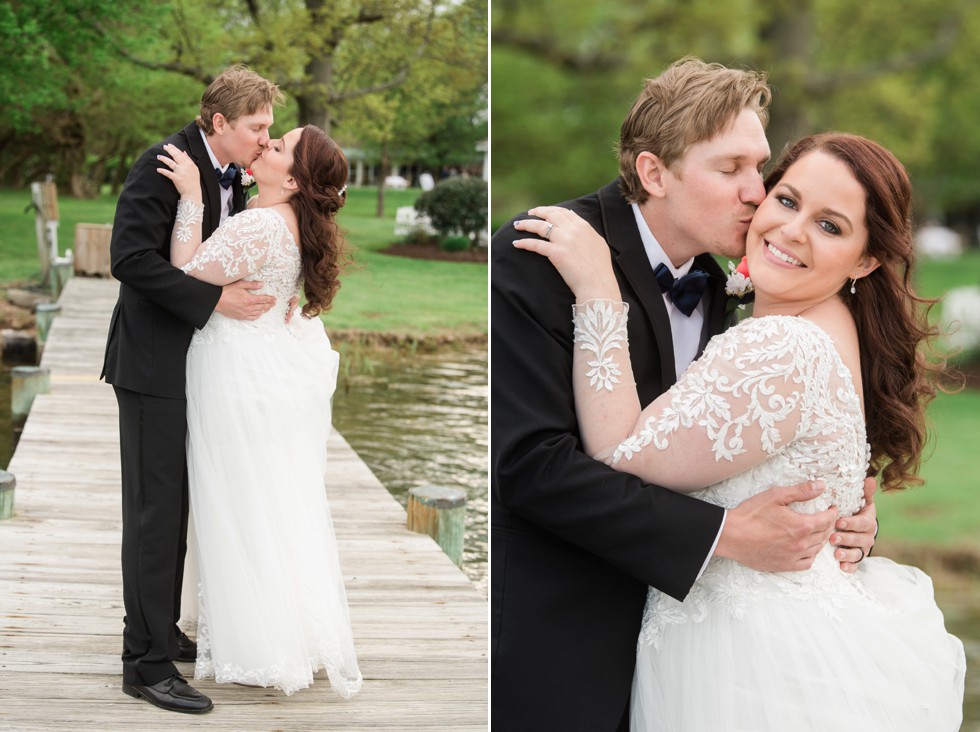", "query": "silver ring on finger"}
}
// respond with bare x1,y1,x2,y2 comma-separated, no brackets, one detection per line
543,223,554,240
